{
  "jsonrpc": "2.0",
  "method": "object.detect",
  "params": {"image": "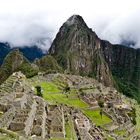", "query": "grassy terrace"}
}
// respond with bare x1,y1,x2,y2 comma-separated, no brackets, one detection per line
0,128,19,140
82,109,112,126
0,134,16,140
39,82,88,108
114,129,125,136
40,81,112,127
30,77,113,139
65,115,77,140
